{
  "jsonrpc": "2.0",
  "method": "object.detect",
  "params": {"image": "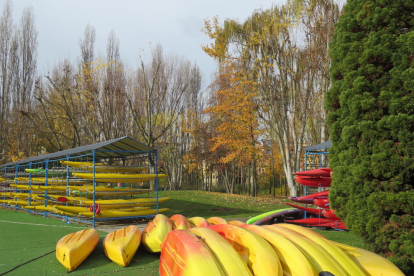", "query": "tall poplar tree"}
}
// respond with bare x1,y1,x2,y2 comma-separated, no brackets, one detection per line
326,0,414,272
